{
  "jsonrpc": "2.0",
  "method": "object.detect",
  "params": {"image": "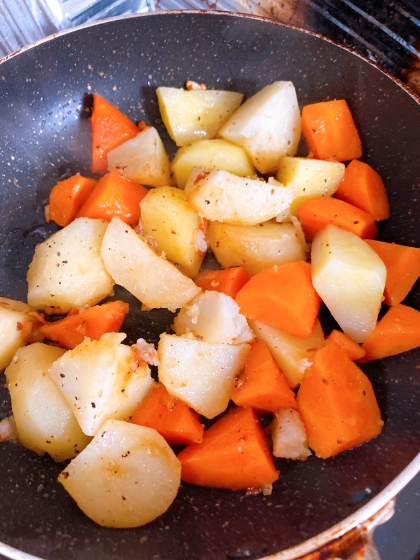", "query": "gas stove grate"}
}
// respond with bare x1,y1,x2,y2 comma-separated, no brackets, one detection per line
291,0,420,92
